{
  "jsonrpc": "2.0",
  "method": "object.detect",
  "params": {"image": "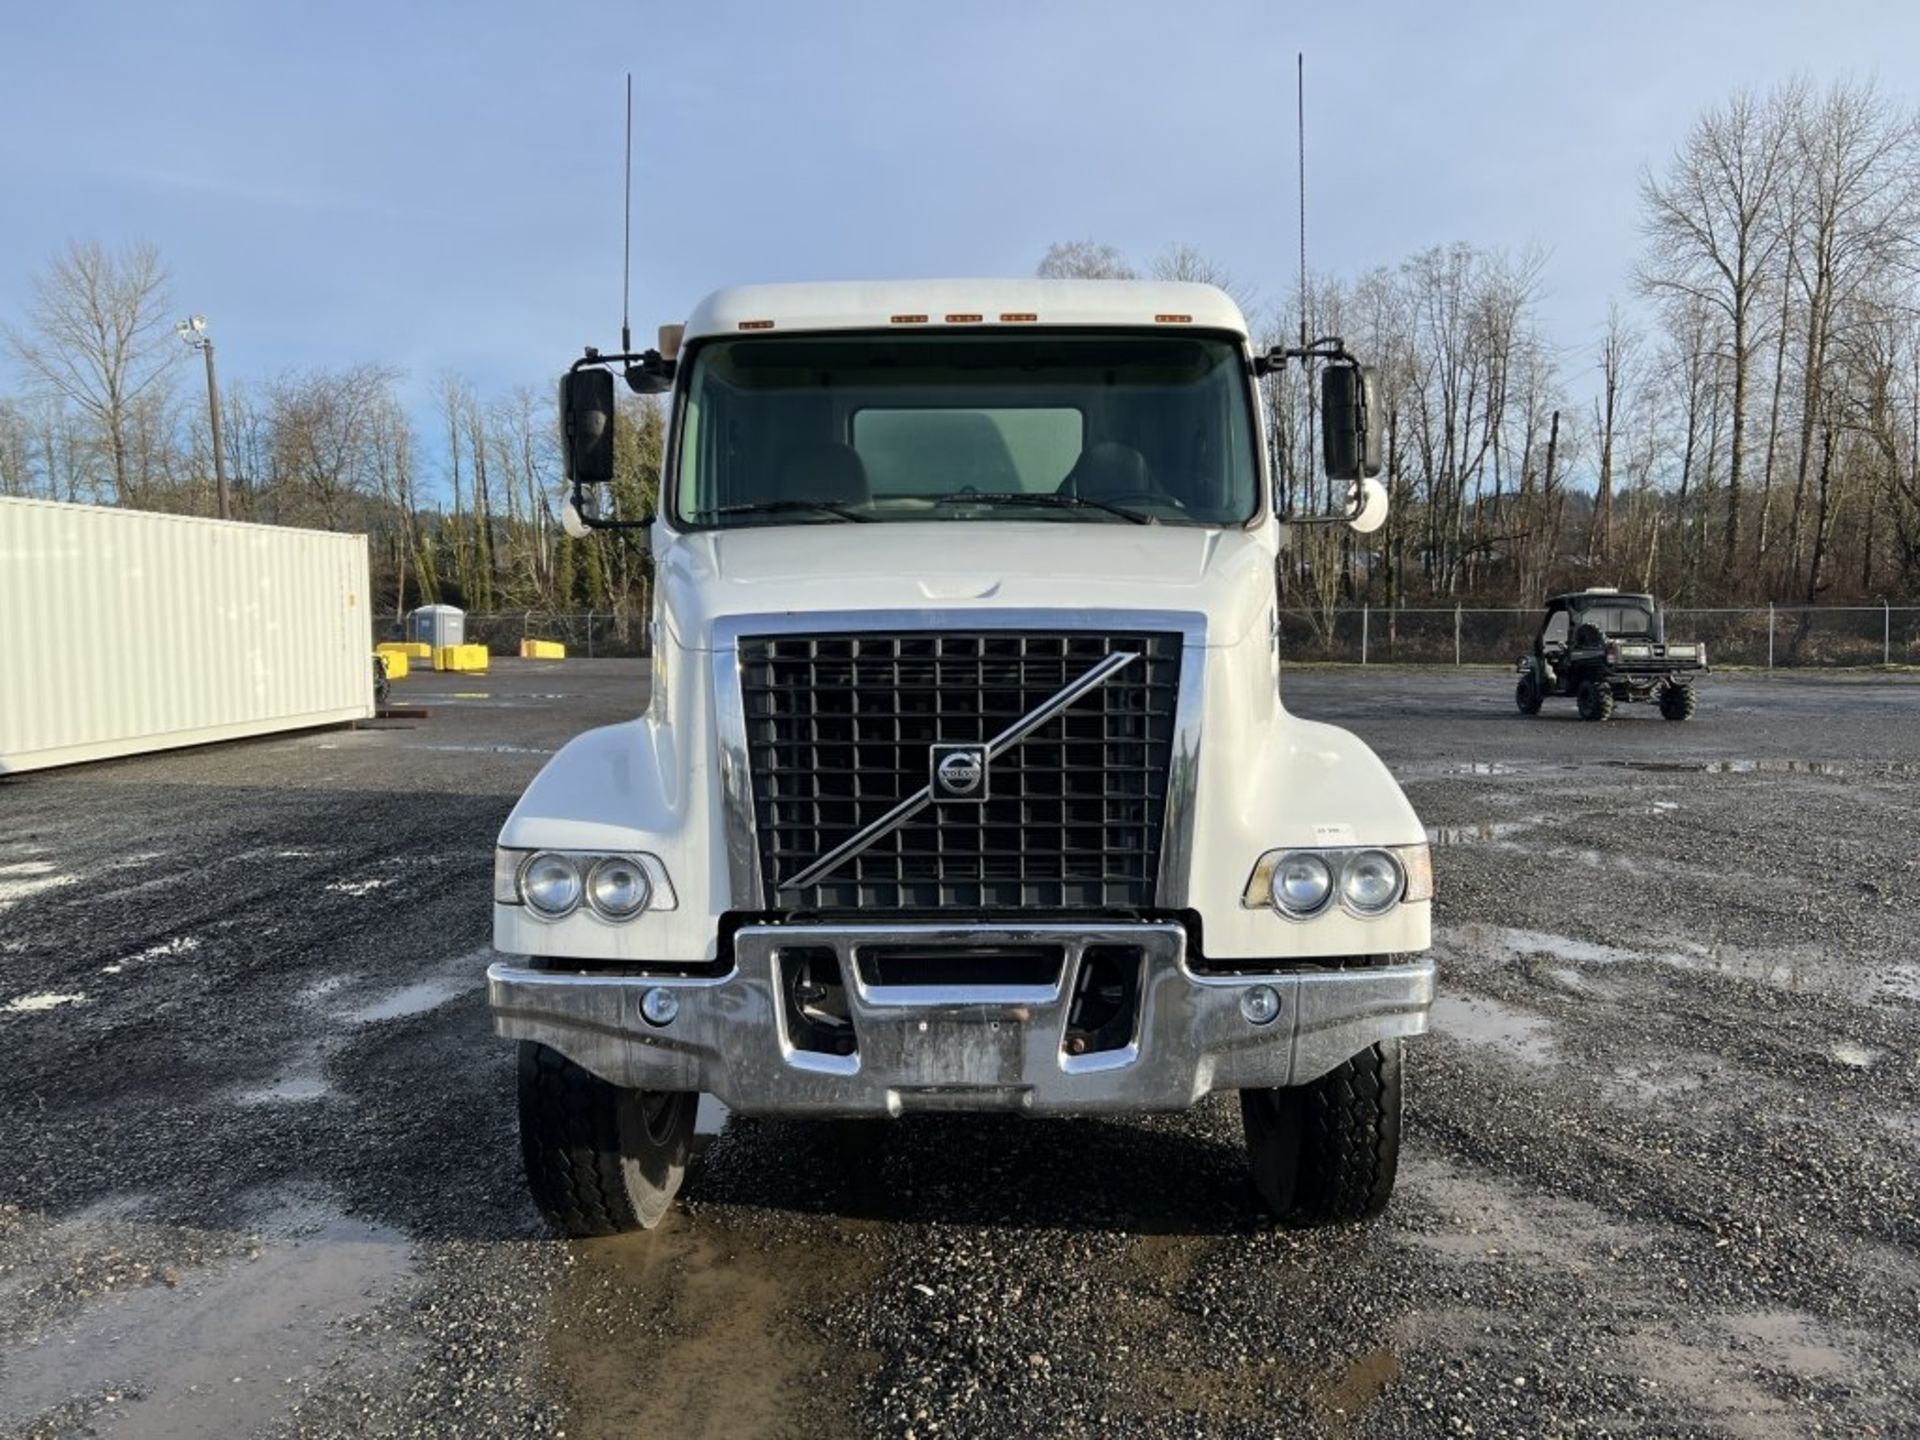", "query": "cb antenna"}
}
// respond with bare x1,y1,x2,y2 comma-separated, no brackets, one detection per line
1297,51,1308,351
621,71,633,355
